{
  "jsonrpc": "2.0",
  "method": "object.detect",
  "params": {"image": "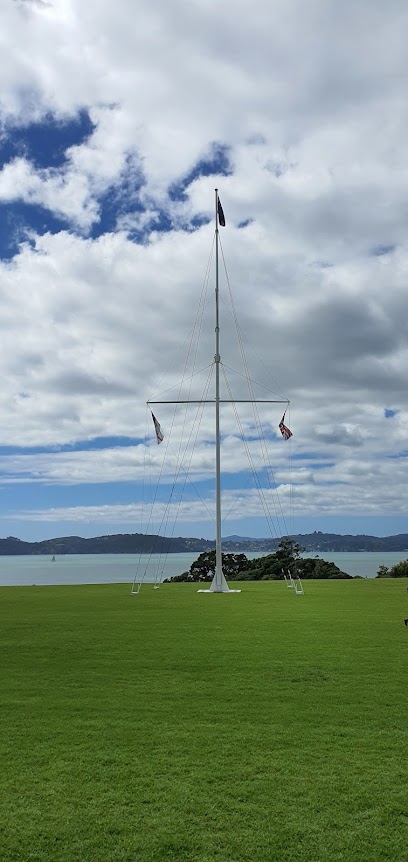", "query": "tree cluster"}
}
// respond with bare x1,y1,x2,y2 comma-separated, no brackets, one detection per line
376,560,408,578
165,538,351,583
166,550,250,583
